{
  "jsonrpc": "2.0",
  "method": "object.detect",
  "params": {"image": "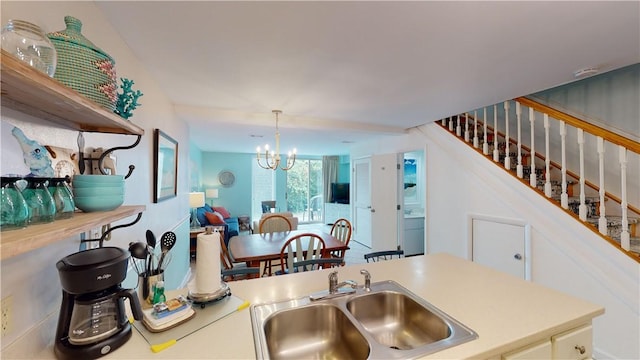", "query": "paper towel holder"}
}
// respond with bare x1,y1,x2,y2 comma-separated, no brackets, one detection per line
188,282,230,308
188,226,231,308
